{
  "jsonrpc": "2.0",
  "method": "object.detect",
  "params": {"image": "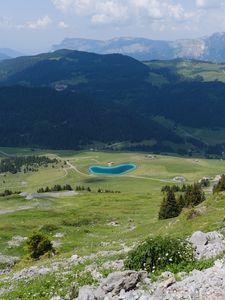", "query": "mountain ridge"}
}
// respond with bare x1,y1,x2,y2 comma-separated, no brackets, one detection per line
52,32,225,63
0,48,23,61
